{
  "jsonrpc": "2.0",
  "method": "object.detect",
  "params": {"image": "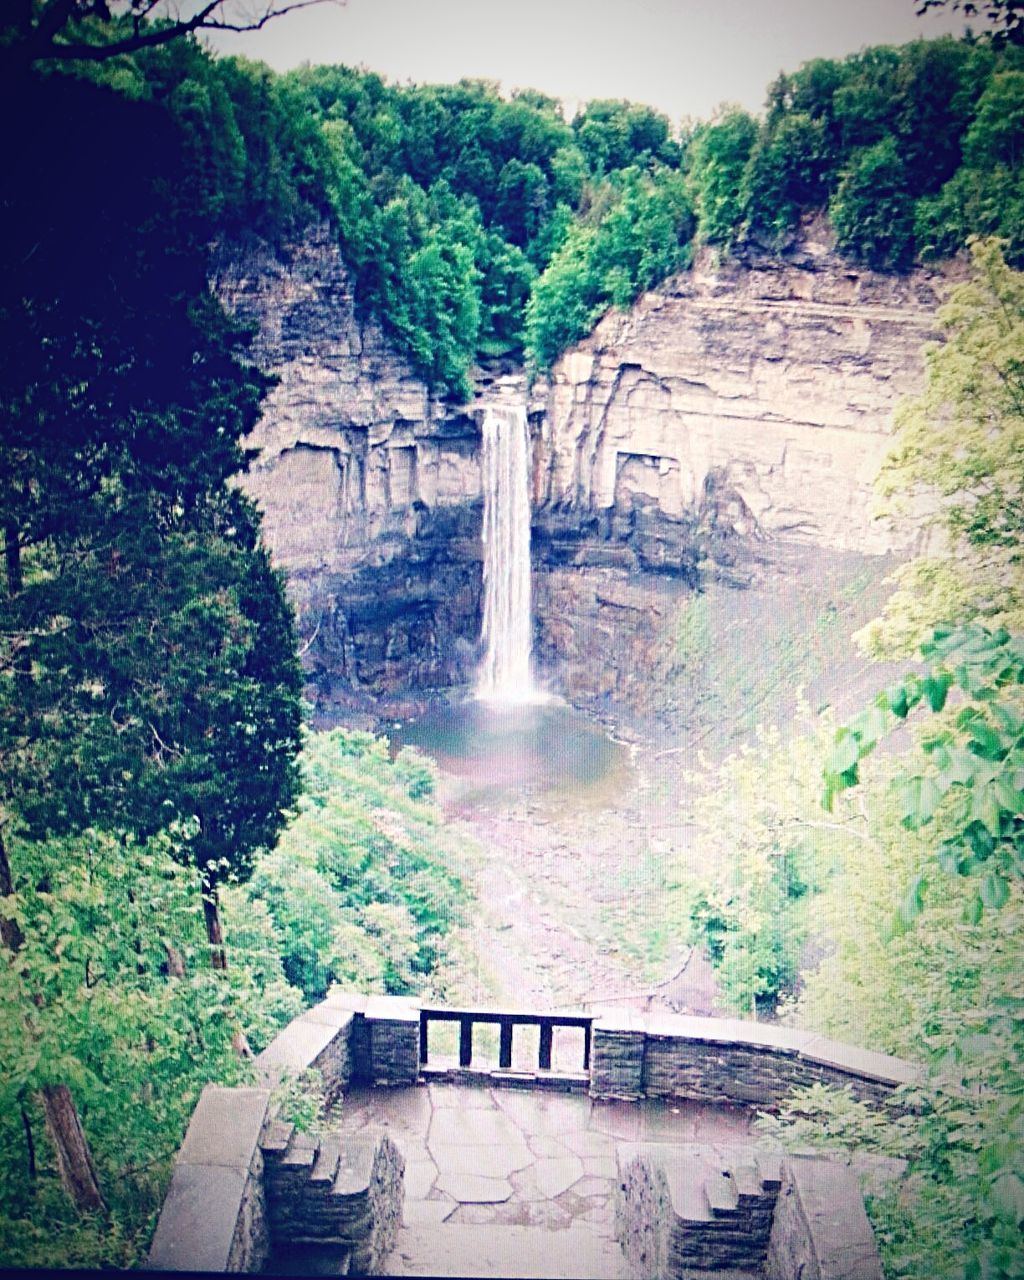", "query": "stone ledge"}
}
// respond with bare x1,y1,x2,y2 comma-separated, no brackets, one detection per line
177,1085,272,1169
148,1163,251,1273
364,994,421,1023
798,1035,922,1087
257,1018,344,1079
